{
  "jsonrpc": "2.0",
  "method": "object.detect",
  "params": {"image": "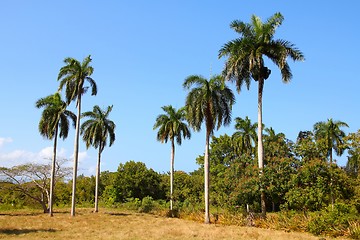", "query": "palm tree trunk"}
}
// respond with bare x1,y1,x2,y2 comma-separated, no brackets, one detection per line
204,130,211,224
170,139,175,211
329,148,334,208
49,125,59,217
71,95,81,217
94,144,101,213
258,79,266,217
